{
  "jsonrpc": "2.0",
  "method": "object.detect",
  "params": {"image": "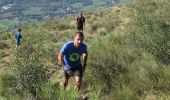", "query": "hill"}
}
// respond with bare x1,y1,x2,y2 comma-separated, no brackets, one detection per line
0,0,170,99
